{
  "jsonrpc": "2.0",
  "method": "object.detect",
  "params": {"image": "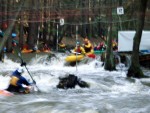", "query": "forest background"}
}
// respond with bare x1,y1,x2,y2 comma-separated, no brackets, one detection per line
0,0,150,52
